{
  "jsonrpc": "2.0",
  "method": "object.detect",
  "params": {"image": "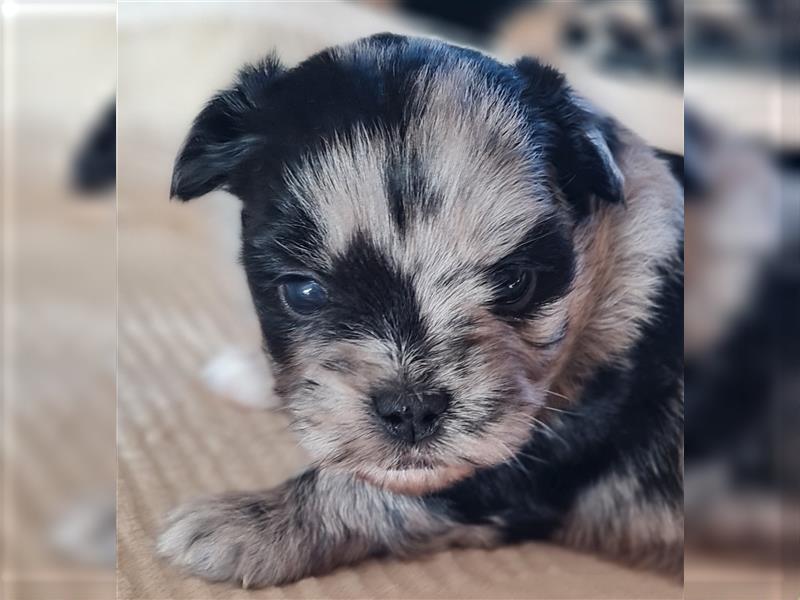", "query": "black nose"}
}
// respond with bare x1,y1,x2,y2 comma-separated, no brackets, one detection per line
372,389,449,444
